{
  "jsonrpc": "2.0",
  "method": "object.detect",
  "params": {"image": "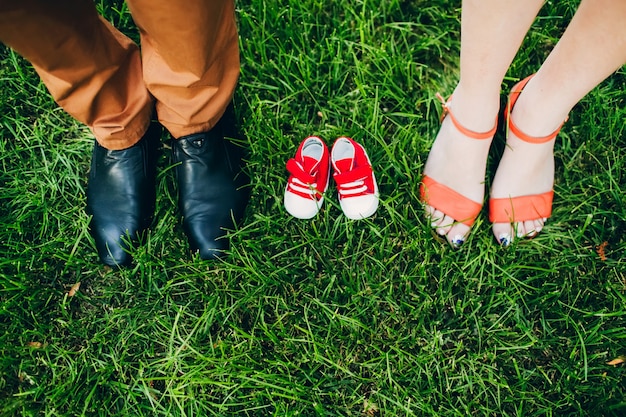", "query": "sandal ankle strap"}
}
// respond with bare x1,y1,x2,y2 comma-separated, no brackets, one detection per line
505,75,566,144
436,93,497,140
